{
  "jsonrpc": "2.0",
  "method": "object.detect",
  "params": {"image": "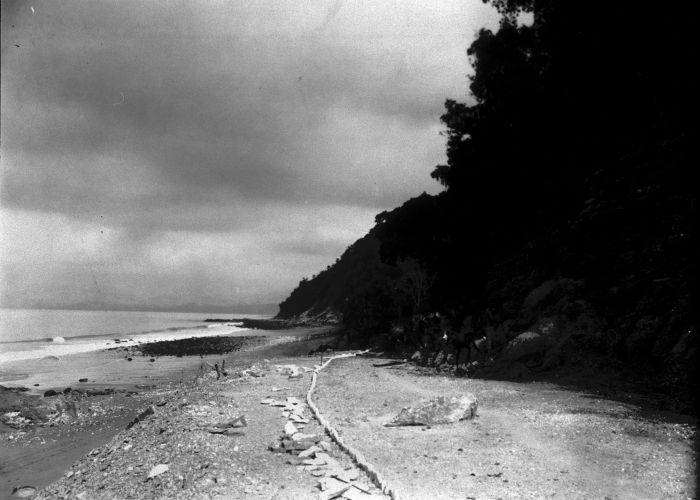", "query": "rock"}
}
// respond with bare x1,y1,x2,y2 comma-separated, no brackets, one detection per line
342,486,384,500
291,432,319,442
311,452,331,464
63,387,72,394
333,468,359,482
210,415,247,431
276,364,302,376
387,394,478,426
502,331,551,362
78,378,88,382
260,398,287,407
298,445,321,458
318,477,351,500
11,486,37,498
206,427,244,436
284,422,298,436
523,278,582,310
126,406,155,429
43,390,58,397
86,388,115,396
318,440,332,452
456,349,470,366
147,463,169,479
348,482,372,493
291,439,319,450
268,443,285,453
